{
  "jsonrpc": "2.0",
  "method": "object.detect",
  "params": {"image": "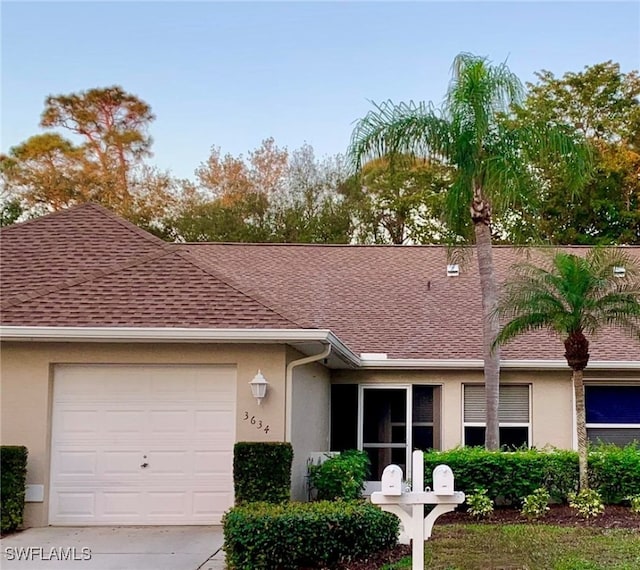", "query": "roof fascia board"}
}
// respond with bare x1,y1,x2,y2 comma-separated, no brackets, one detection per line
358,359,640,370
1,328,636,370
0,326,332,343
0,326,360,368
